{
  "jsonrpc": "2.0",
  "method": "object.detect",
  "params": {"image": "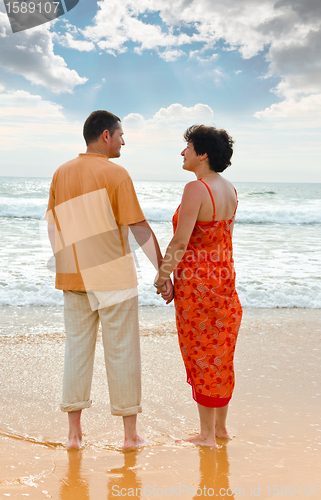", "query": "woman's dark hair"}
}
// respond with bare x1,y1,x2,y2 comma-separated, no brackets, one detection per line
83,110,121,145
183,125,234,172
